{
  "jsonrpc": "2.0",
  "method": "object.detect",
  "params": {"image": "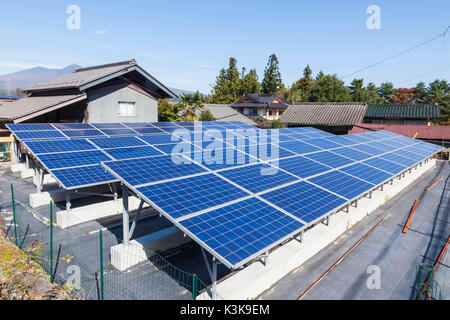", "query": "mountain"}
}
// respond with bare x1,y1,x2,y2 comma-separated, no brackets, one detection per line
0,64,82,93
0,64,199,97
